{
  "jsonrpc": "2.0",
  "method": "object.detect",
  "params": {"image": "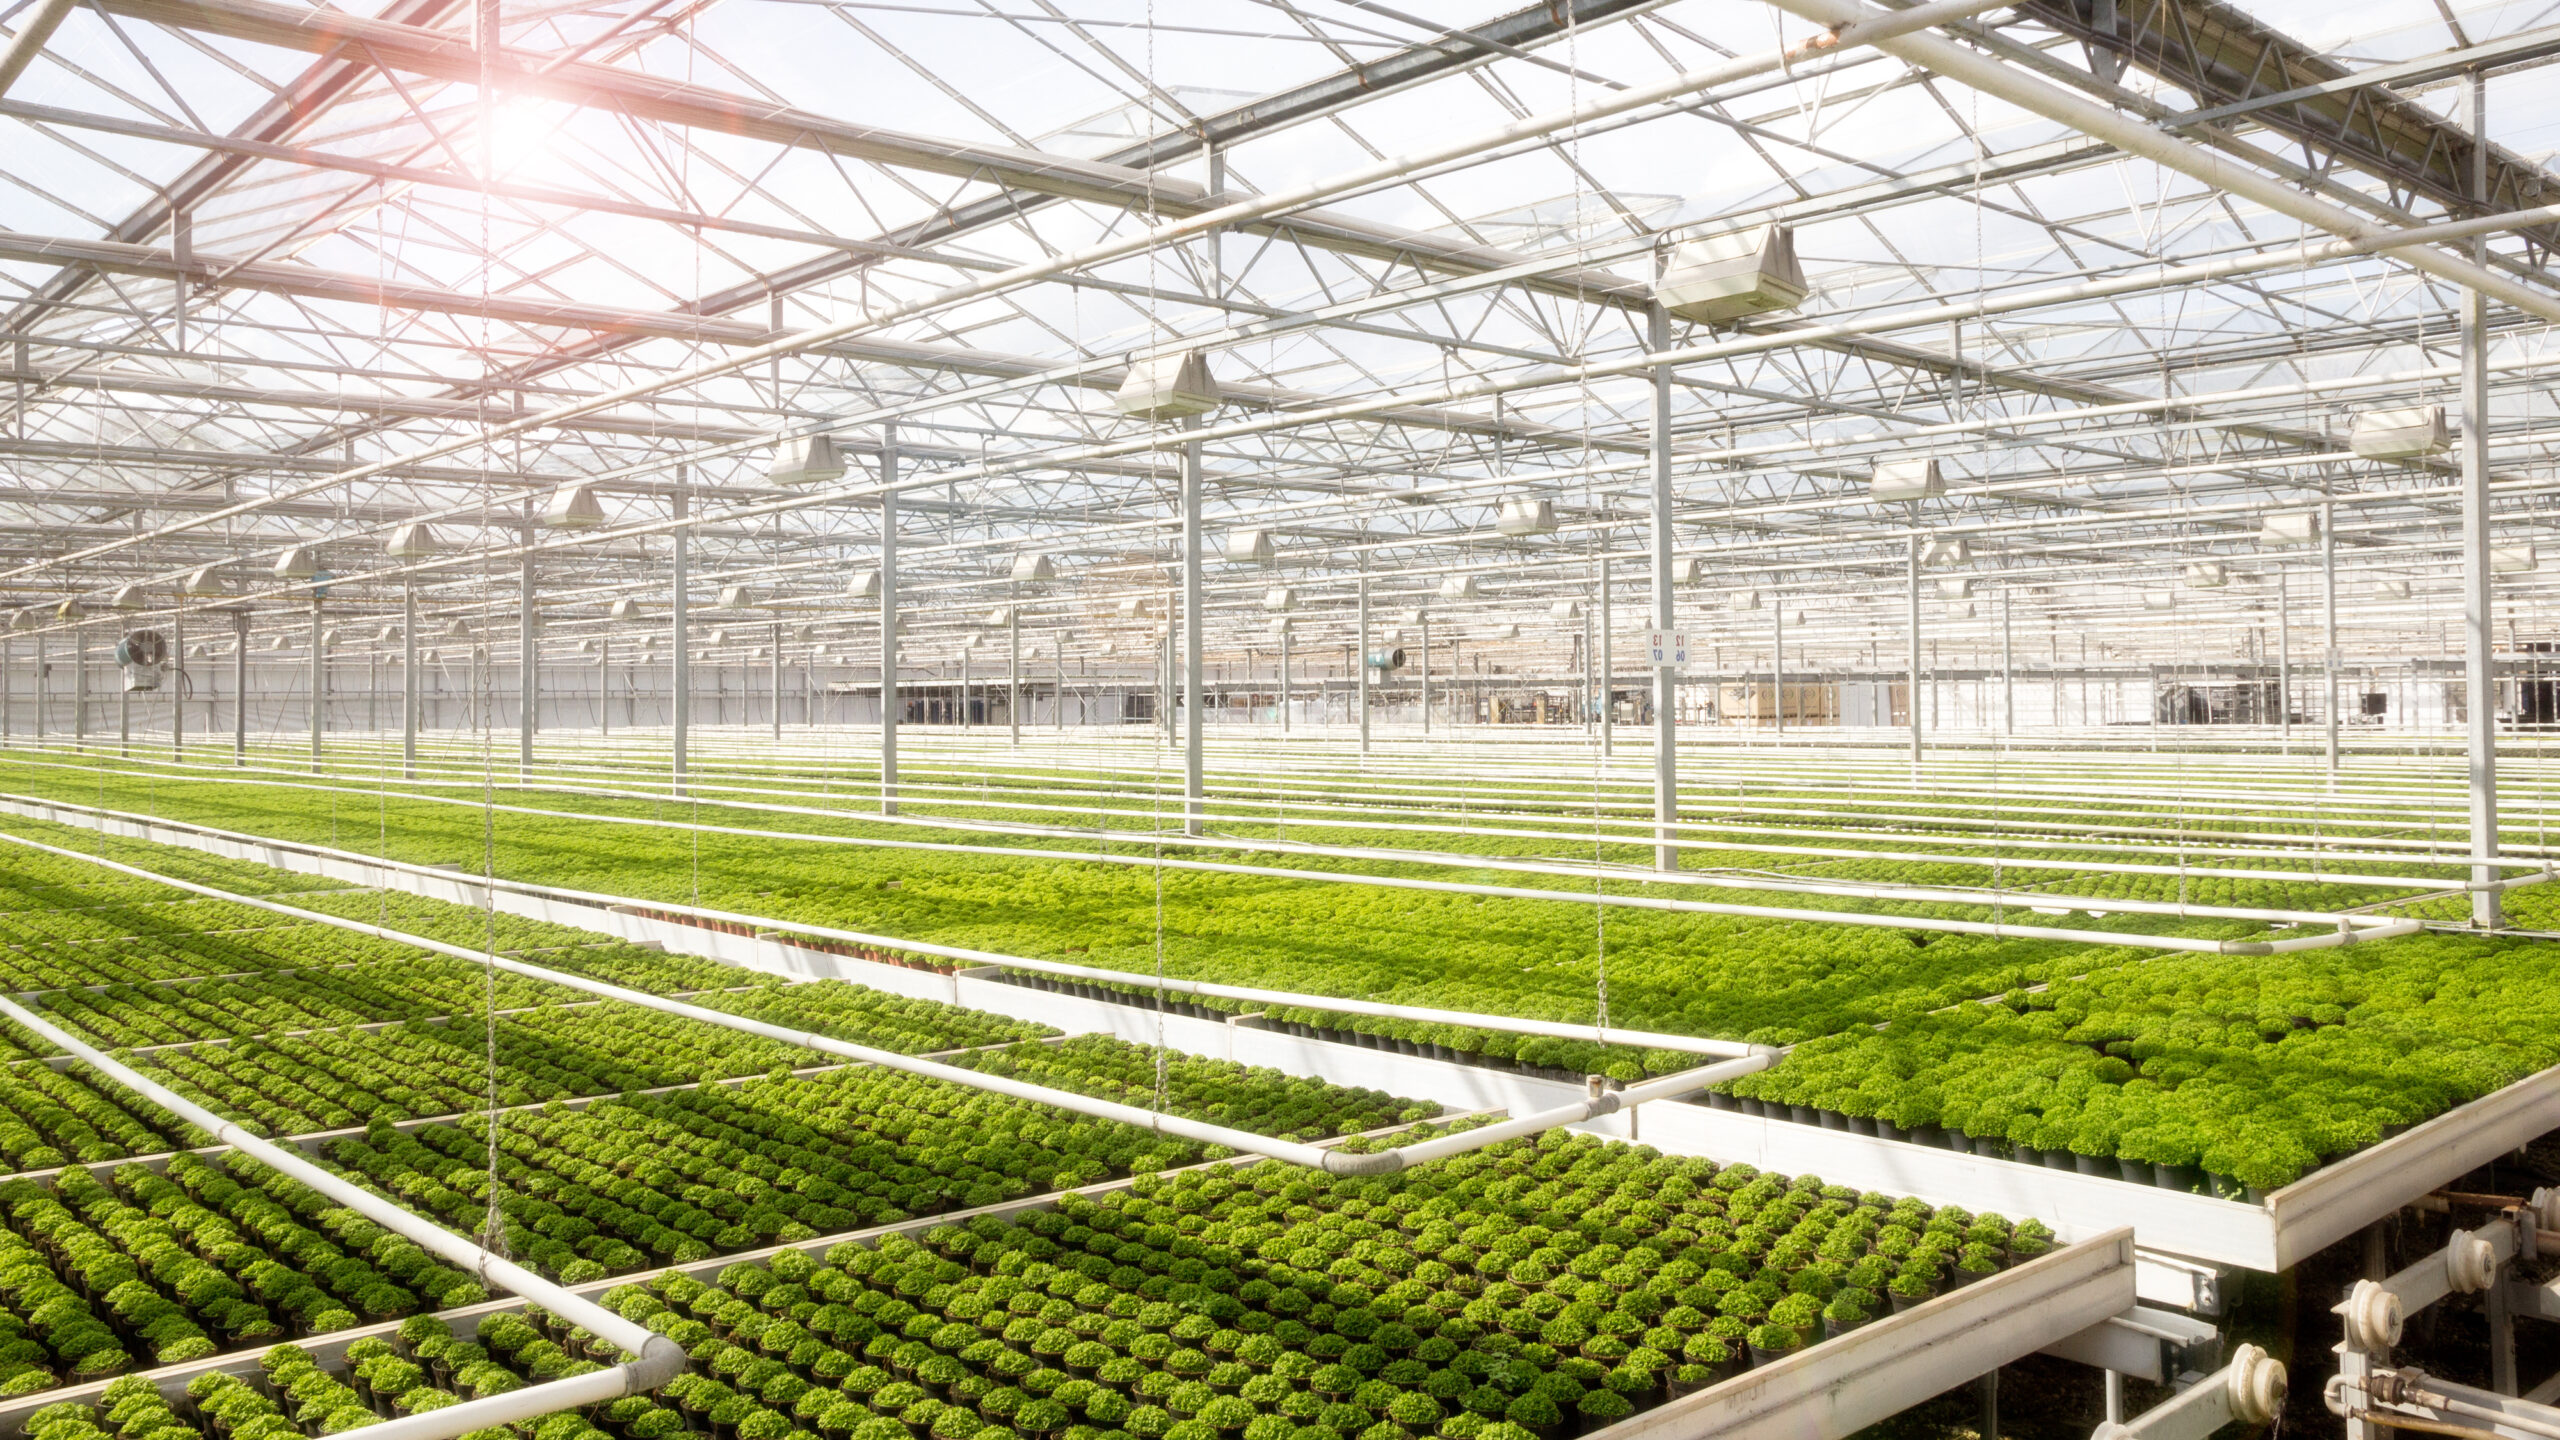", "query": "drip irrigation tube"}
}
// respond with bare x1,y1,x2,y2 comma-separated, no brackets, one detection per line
0,827,1776,1174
